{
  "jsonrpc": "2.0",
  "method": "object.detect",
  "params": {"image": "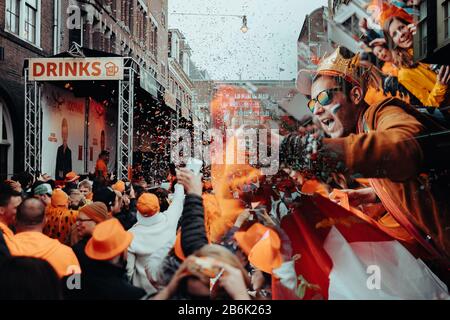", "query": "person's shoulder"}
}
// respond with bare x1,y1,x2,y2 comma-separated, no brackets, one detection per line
54,238,78,255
